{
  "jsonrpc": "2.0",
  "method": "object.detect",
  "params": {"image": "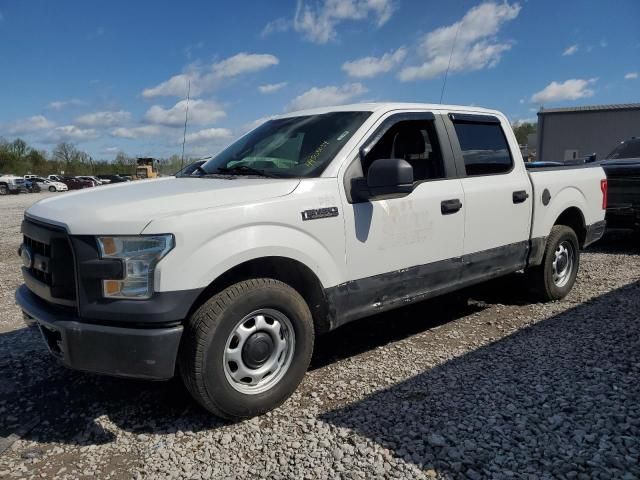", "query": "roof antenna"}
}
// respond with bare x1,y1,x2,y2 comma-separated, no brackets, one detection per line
439,21,462,104
180,79,191,170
